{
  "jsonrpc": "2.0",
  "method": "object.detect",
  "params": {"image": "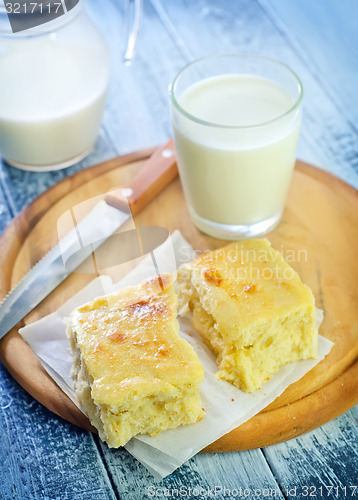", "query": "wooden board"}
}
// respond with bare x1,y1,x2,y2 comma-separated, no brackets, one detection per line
0,146,357,452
